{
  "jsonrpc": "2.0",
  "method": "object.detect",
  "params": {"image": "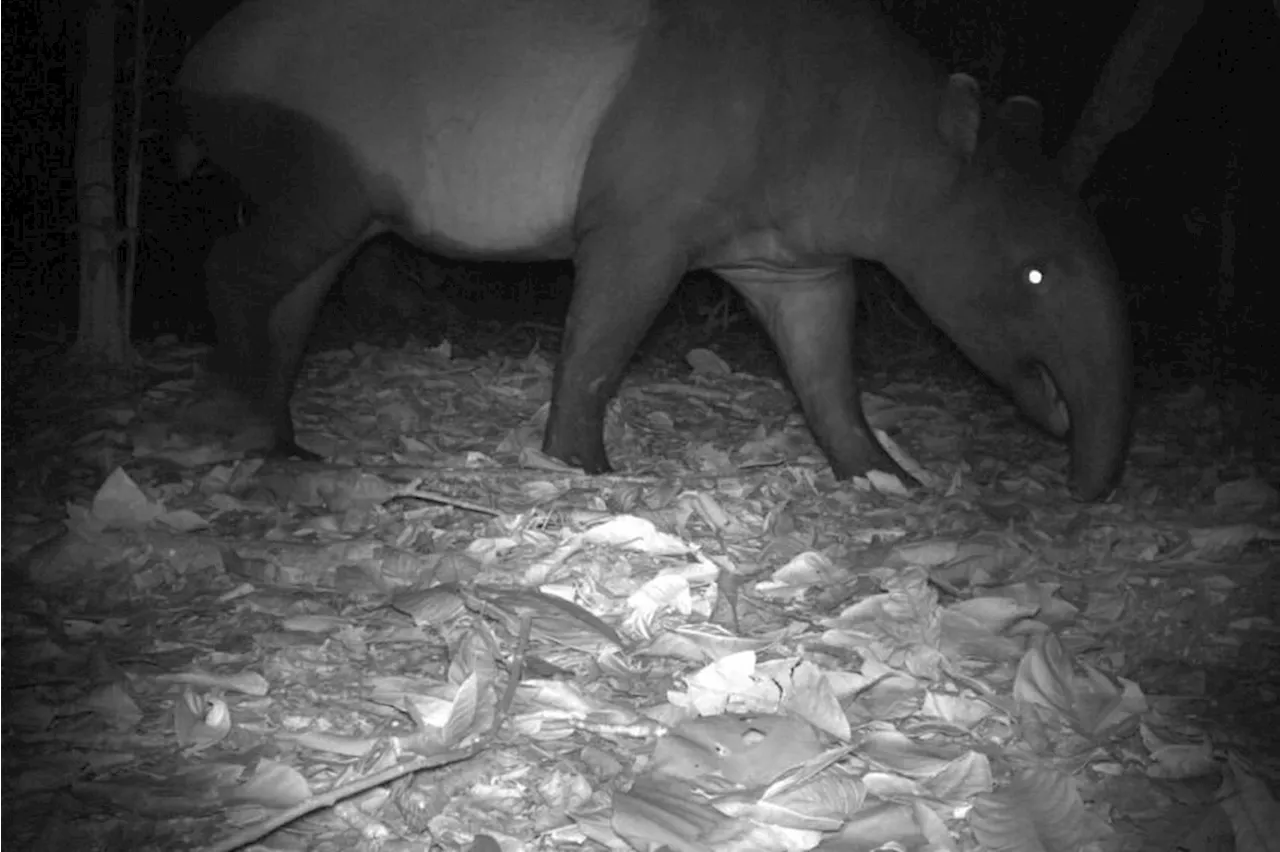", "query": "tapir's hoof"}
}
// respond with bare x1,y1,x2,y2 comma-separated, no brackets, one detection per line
828,437,915,486
542,436,612,475
839,464,918,489
886,466,922,490
578,457,613,476
550,455,612,475
880,455,918,486
271,438,324,462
